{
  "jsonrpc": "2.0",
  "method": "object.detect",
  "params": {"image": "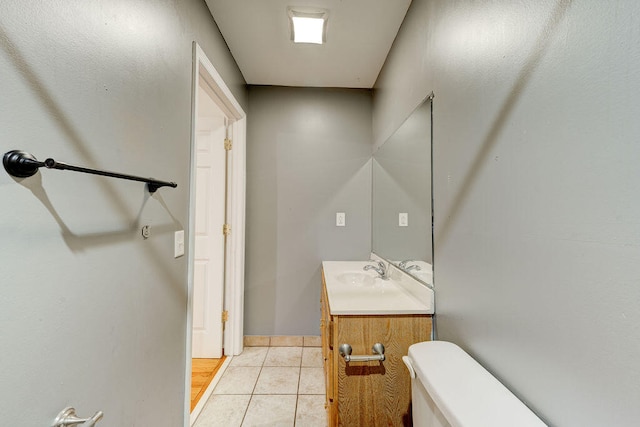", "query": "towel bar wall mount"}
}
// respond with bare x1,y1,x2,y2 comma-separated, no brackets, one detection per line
3,150,177,193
